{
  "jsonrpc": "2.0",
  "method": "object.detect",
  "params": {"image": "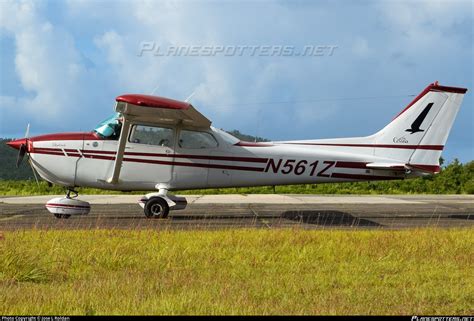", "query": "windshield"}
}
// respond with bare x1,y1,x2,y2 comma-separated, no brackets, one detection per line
94,113,122,139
